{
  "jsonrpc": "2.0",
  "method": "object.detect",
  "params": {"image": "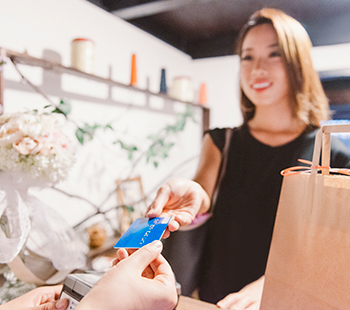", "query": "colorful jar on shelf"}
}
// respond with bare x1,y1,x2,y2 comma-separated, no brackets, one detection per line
71,38,95,74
